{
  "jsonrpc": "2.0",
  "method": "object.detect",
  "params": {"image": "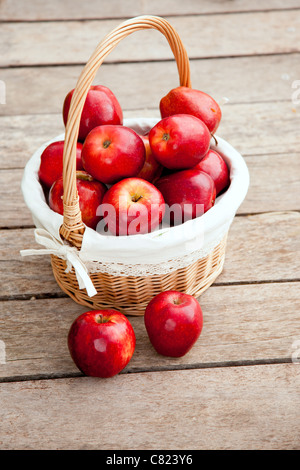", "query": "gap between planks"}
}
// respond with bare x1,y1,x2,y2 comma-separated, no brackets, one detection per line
1,0,300,22
2,7,300,24
1,51,299,70
0,363,299,450
1,10,300,67
1,211,299,297
1,281,299,382
1,54,299,116
0,357,293,385
0,278,299,303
